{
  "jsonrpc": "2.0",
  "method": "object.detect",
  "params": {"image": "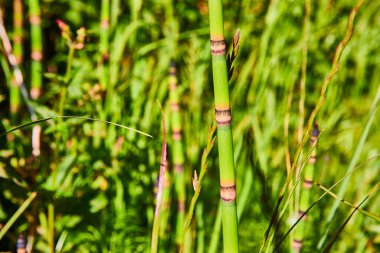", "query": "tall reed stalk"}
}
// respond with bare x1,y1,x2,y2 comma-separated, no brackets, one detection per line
292,124,319,252
11,0,23,122
93,0,110,147
28,0,42,99
100,0,110,94
169,62,187,248
208,0,239,252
